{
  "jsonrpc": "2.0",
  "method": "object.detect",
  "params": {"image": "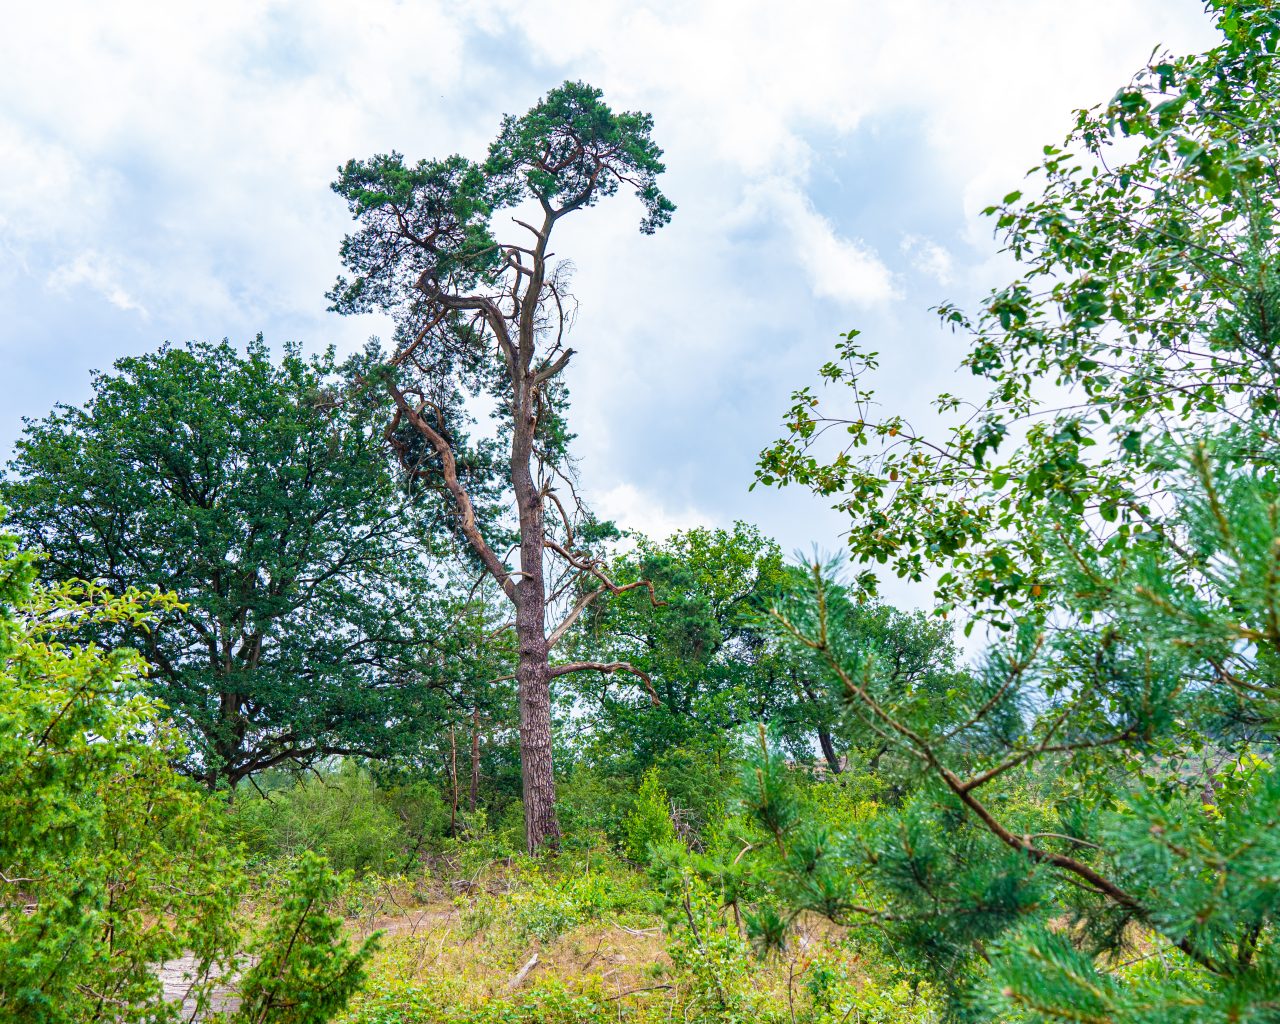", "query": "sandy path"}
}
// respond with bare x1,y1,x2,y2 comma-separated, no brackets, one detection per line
156,954,240,1020
154,907,459,1019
